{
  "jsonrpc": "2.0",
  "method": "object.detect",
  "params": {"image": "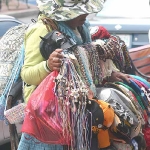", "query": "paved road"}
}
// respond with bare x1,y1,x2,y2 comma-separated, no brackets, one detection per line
0,142,11,150
17,15,38,23
17,14,95,24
